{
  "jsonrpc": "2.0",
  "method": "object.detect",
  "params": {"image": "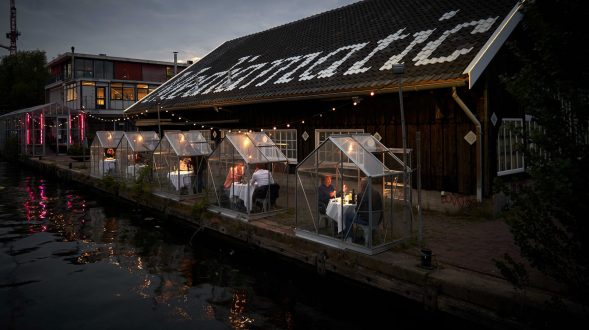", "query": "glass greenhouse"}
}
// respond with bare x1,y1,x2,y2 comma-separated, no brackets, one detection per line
116,131,160,182
90,131,124,178
295,134,412,255
153,130,211,199
207,132,289,219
